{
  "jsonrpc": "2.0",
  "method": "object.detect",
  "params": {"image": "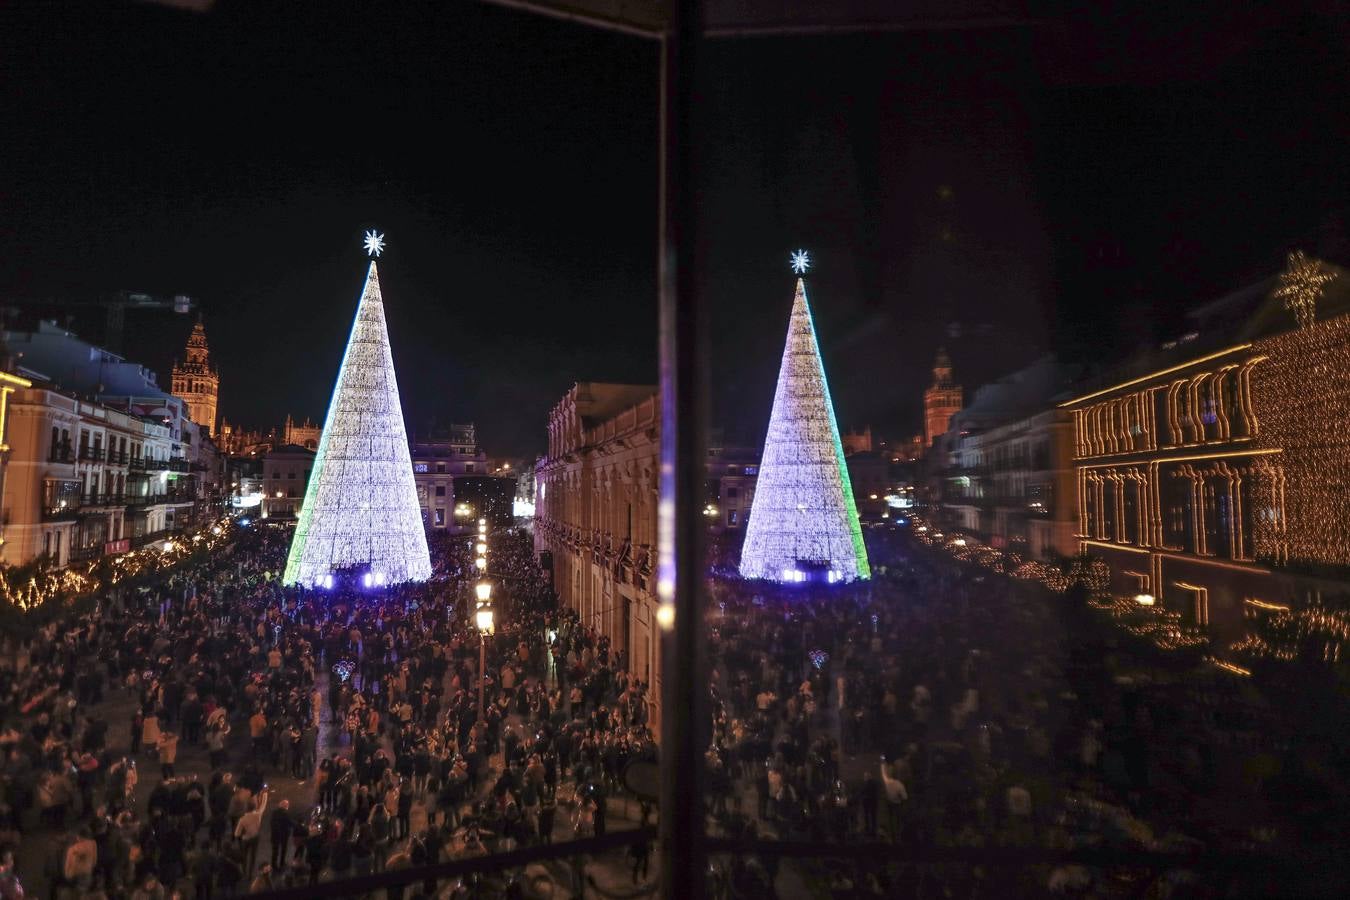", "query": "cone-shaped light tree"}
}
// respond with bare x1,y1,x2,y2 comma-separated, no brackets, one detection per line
739,263,870,583
284,233,432,586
